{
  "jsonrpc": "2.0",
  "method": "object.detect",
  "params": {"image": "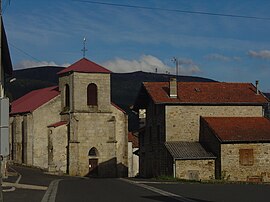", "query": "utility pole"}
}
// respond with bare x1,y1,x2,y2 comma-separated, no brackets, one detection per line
172,57,179,77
